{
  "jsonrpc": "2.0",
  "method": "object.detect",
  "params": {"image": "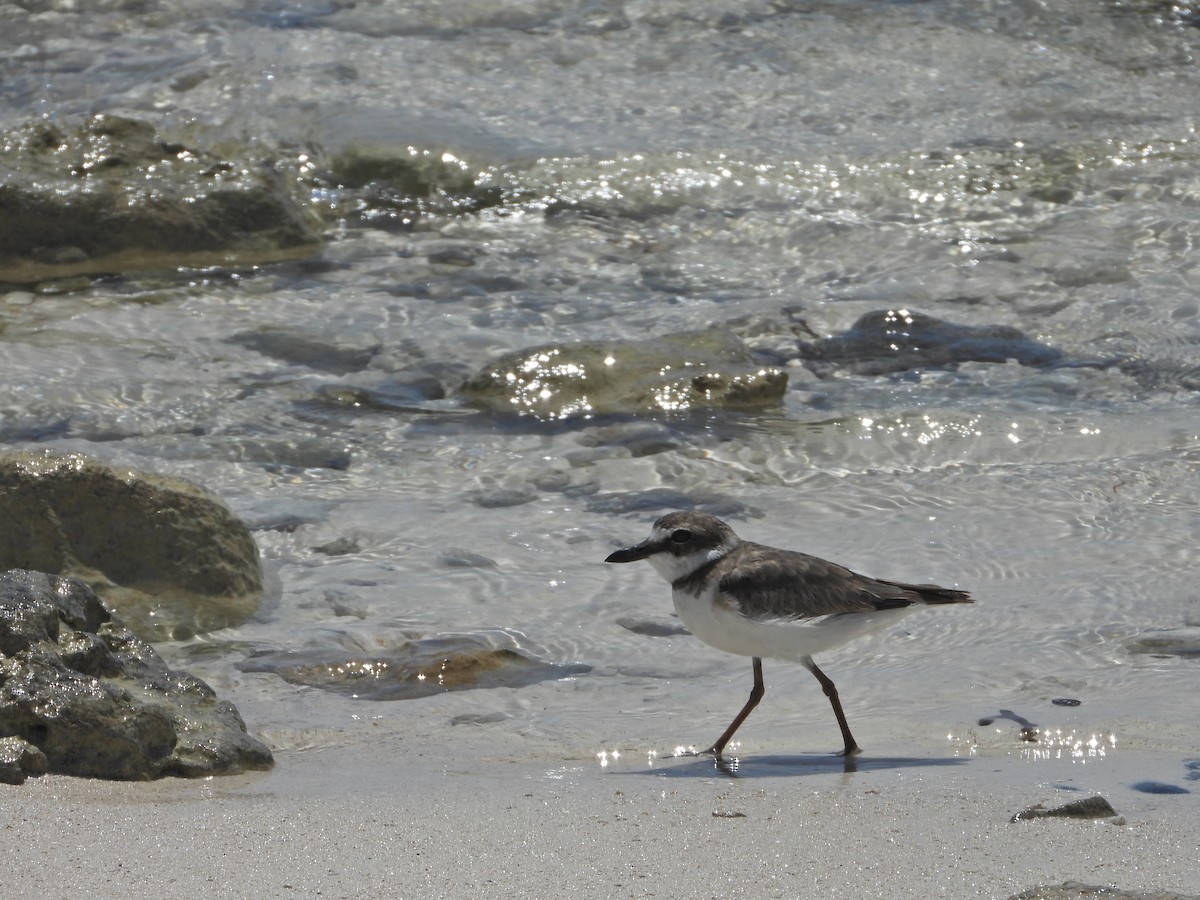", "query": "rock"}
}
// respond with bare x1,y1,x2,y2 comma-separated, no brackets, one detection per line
330,144,502,229
0,114,321,283
1010,795,1118,822
1010,882,1200,900
239,634,589,702
227,329,381,375
460,329,787,421
1125,627,1200,659
585,489,761,520
801,308,1089,376
0,450,263,641
0,736,49,785
615,616,688,638
0,570,273,780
